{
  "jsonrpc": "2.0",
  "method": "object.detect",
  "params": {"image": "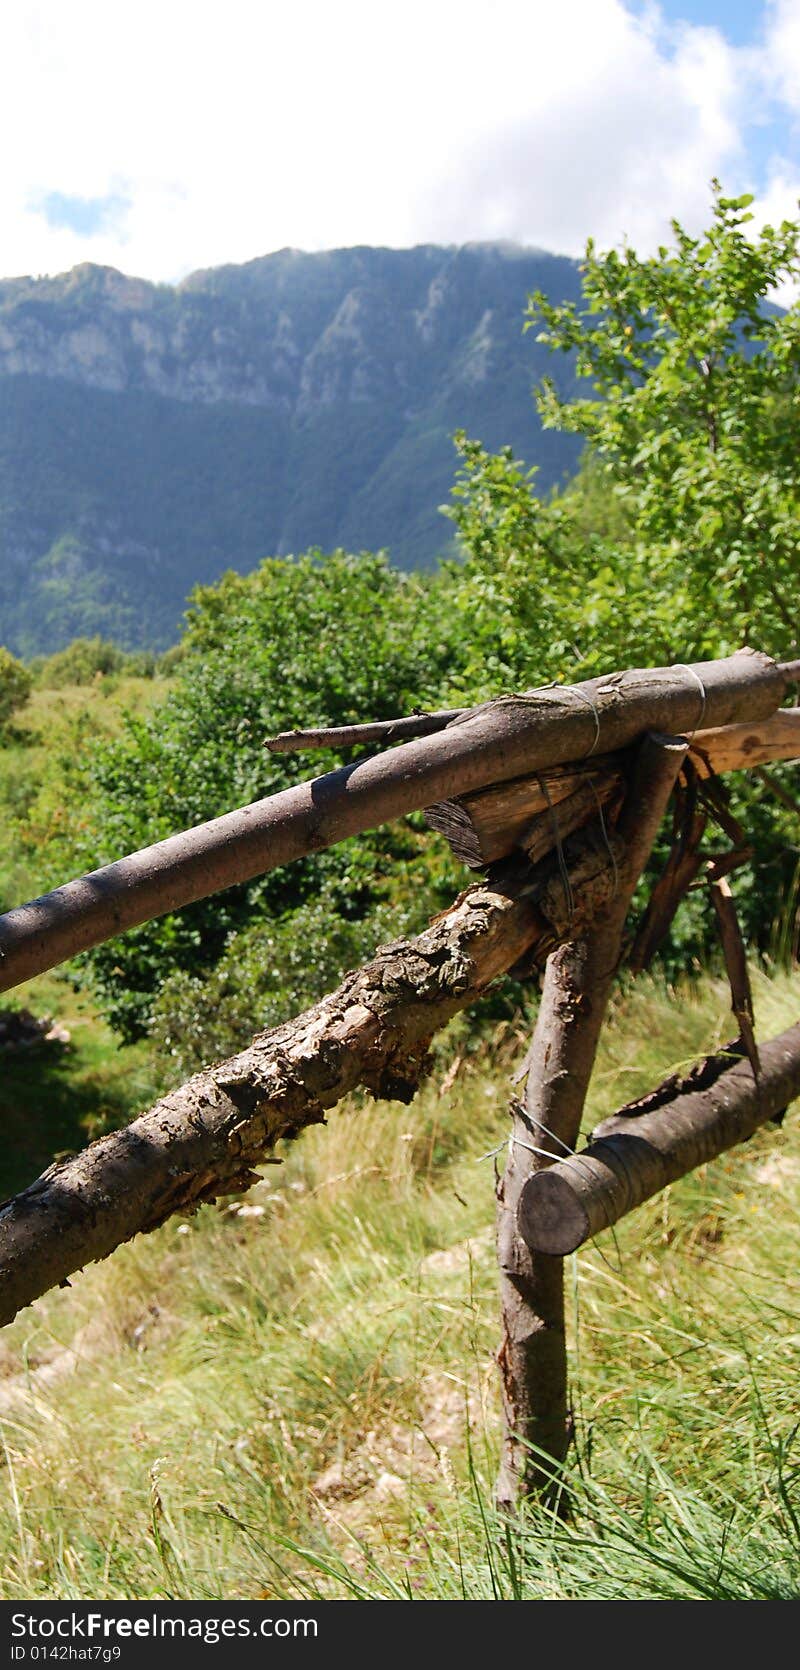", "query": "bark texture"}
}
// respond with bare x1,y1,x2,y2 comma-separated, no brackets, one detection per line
0,825,624,1329
517,1023,800,1255
0,651,784,993
495,733,688,1510
425,708,800,871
